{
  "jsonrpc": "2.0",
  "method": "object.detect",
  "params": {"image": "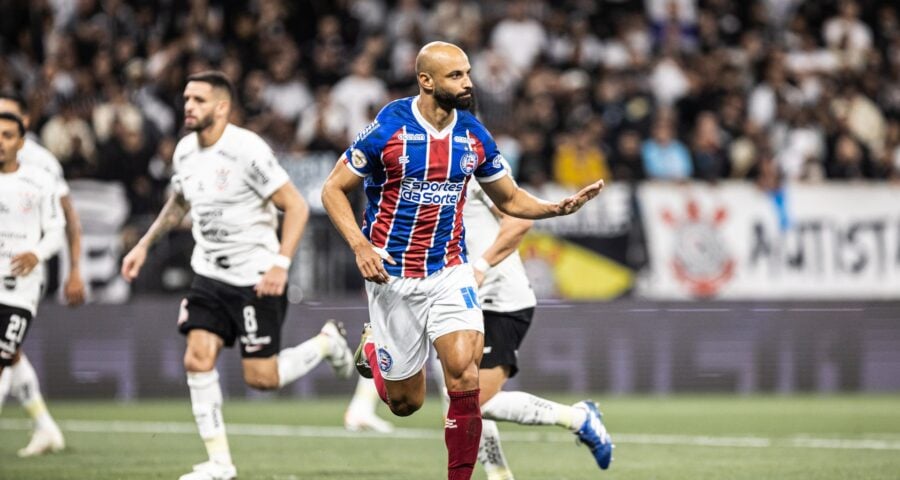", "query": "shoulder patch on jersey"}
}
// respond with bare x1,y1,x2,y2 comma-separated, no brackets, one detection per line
492,154,505,169
351,149,368,169
460,151,478,175
354,120,380,144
